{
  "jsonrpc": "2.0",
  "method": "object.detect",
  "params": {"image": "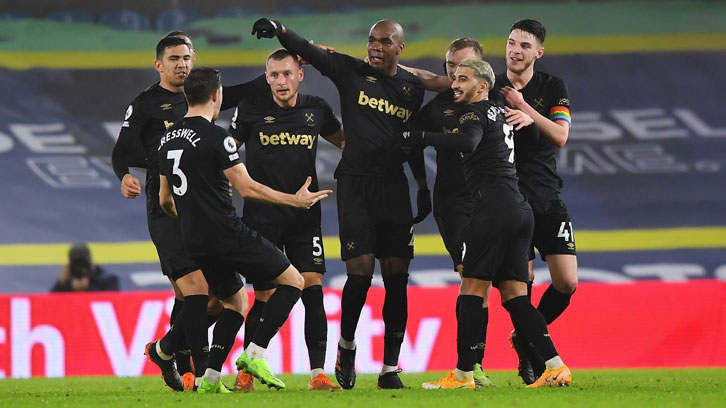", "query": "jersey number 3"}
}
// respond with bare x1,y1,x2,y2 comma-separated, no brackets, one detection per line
167,150,188,196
